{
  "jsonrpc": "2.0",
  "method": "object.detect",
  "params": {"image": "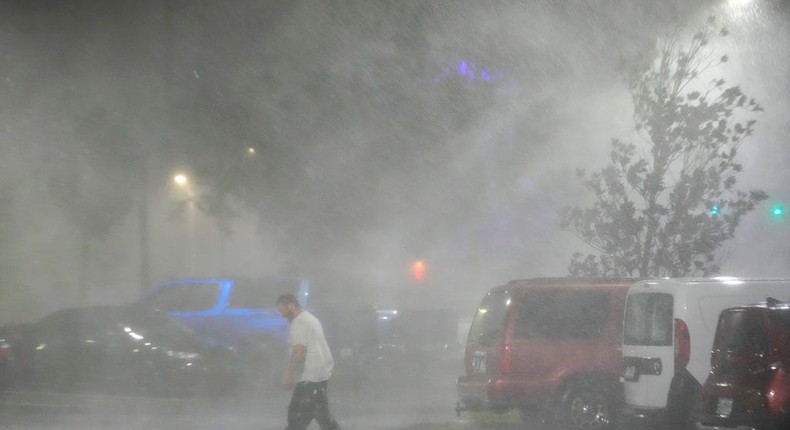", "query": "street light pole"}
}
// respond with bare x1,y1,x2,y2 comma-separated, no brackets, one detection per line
173,173,196,274
138,0,175,290
138,159,150,293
